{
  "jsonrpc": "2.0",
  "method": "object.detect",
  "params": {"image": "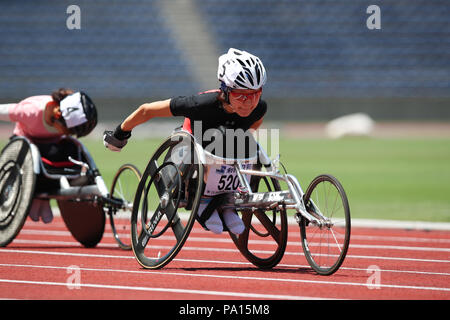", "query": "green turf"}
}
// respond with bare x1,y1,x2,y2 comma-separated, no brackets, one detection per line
2,136,449,222
275,137,450,222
